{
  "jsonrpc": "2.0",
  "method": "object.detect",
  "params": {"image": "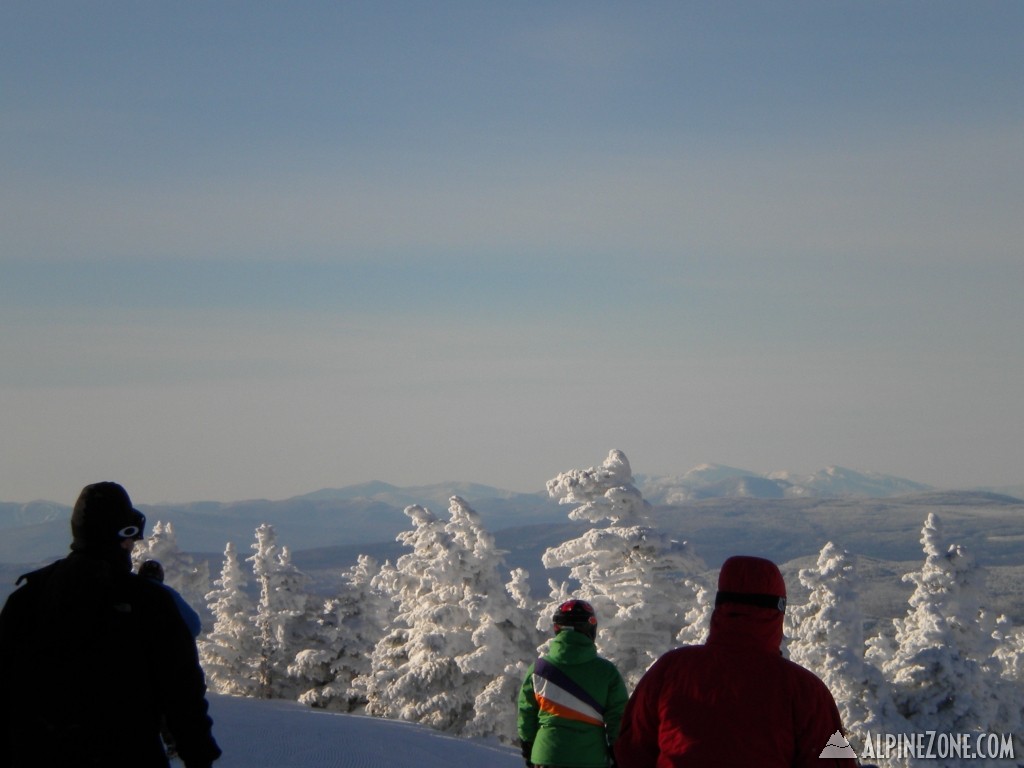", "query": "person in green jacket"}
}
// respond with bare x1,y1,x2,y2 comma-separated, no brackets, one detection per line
518,599,629,768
